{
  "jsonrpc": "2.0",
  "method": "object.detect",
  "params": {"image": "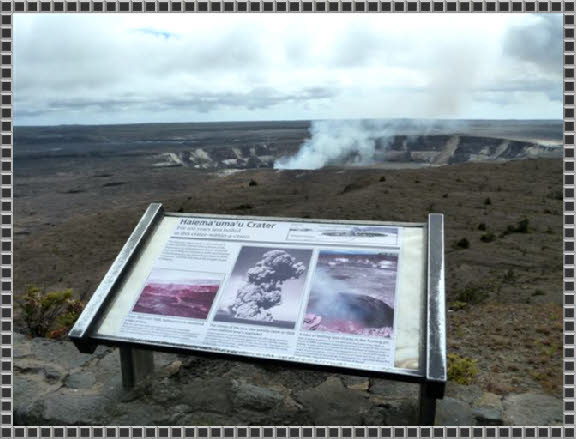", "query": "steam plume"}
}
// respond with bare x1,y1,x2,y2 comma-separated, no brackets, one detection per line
273,36,484,171
232,249,306,322
273,119,396,170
